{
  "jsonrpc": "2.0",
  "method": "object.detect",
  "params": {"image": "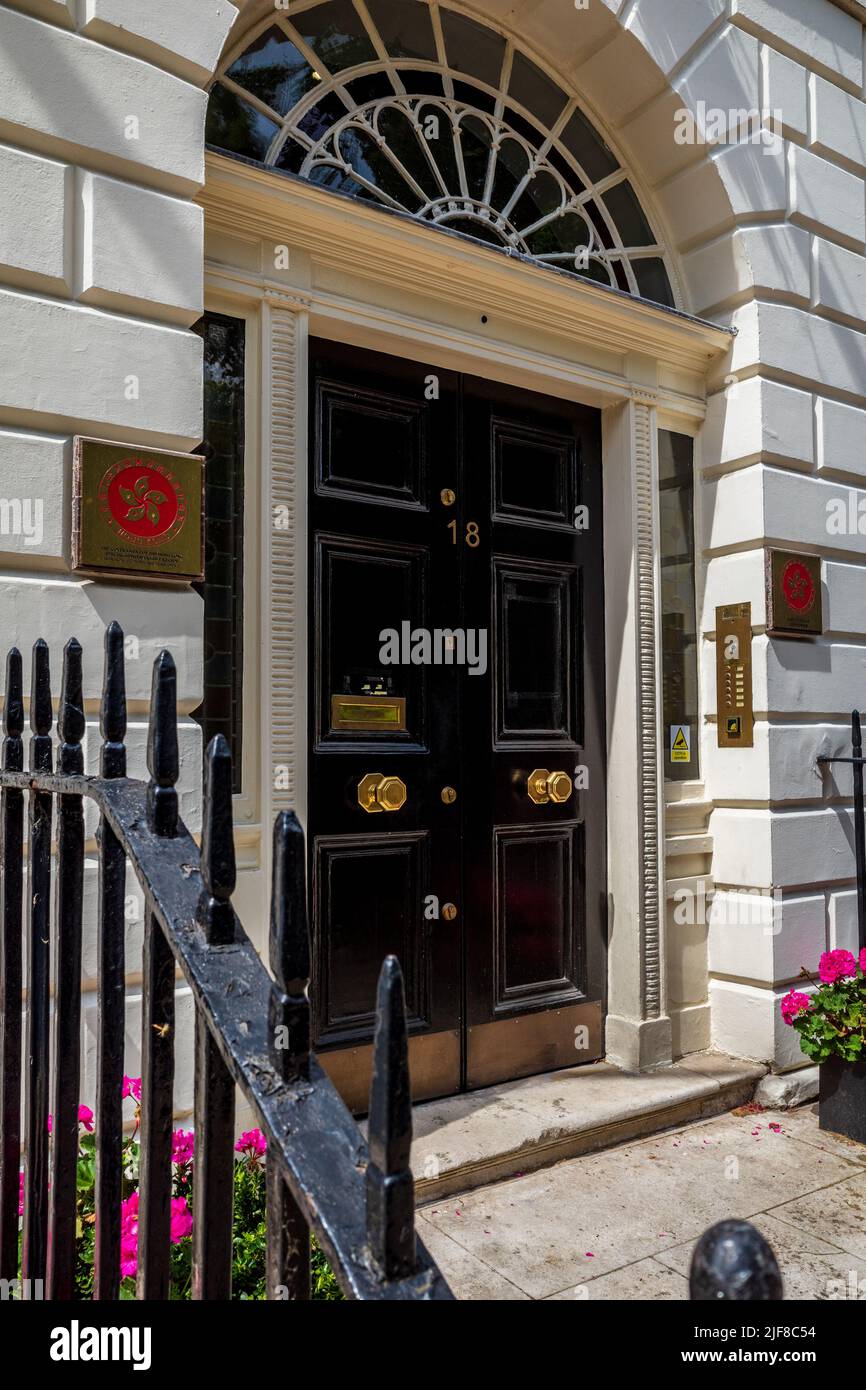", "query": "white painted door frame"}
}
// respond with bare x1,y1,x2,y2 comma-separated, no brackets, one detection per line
200,152,730,1070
